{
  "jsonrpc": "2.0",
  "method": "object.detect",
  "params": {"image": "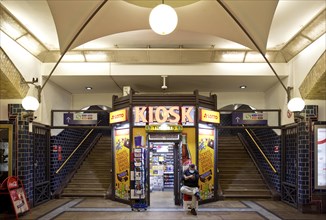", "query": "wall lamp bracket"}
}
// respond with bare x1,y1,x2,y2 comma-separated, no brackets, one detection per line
21,111,37,123
25,77,42,104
